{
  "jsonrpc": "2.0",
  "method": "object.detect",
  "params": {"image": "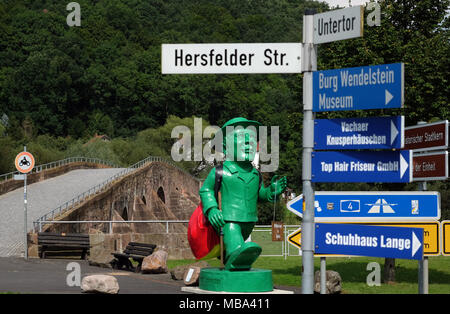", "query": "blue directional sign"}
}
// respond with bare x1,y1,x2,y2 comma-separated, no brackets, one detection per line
314,116,404,150
312,63,404,112
286,191,441,222
314,223,424,260
312,150,412,182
